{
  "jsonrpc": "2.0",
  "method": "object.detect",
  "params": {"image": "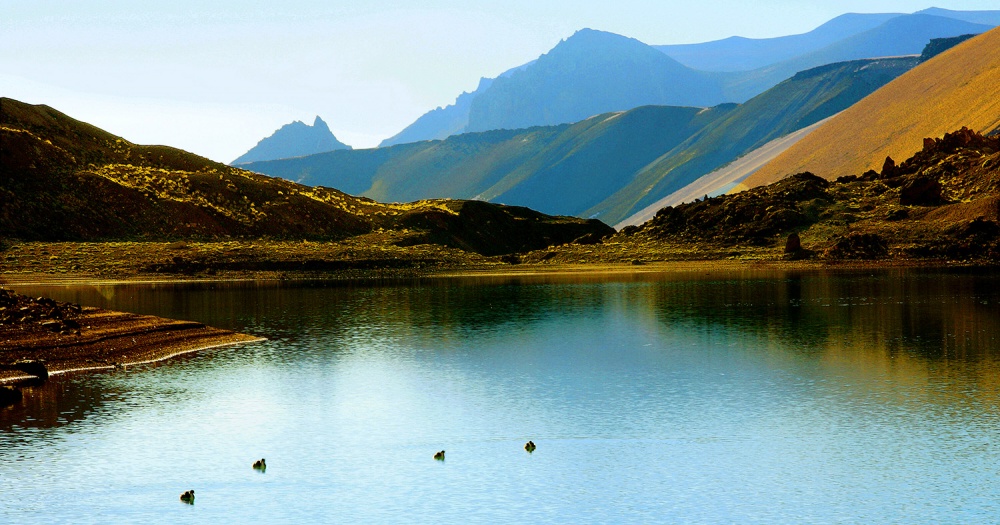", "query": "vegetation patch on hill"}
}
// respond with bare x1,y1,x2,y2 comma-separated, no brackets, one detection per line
0,98,611,258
